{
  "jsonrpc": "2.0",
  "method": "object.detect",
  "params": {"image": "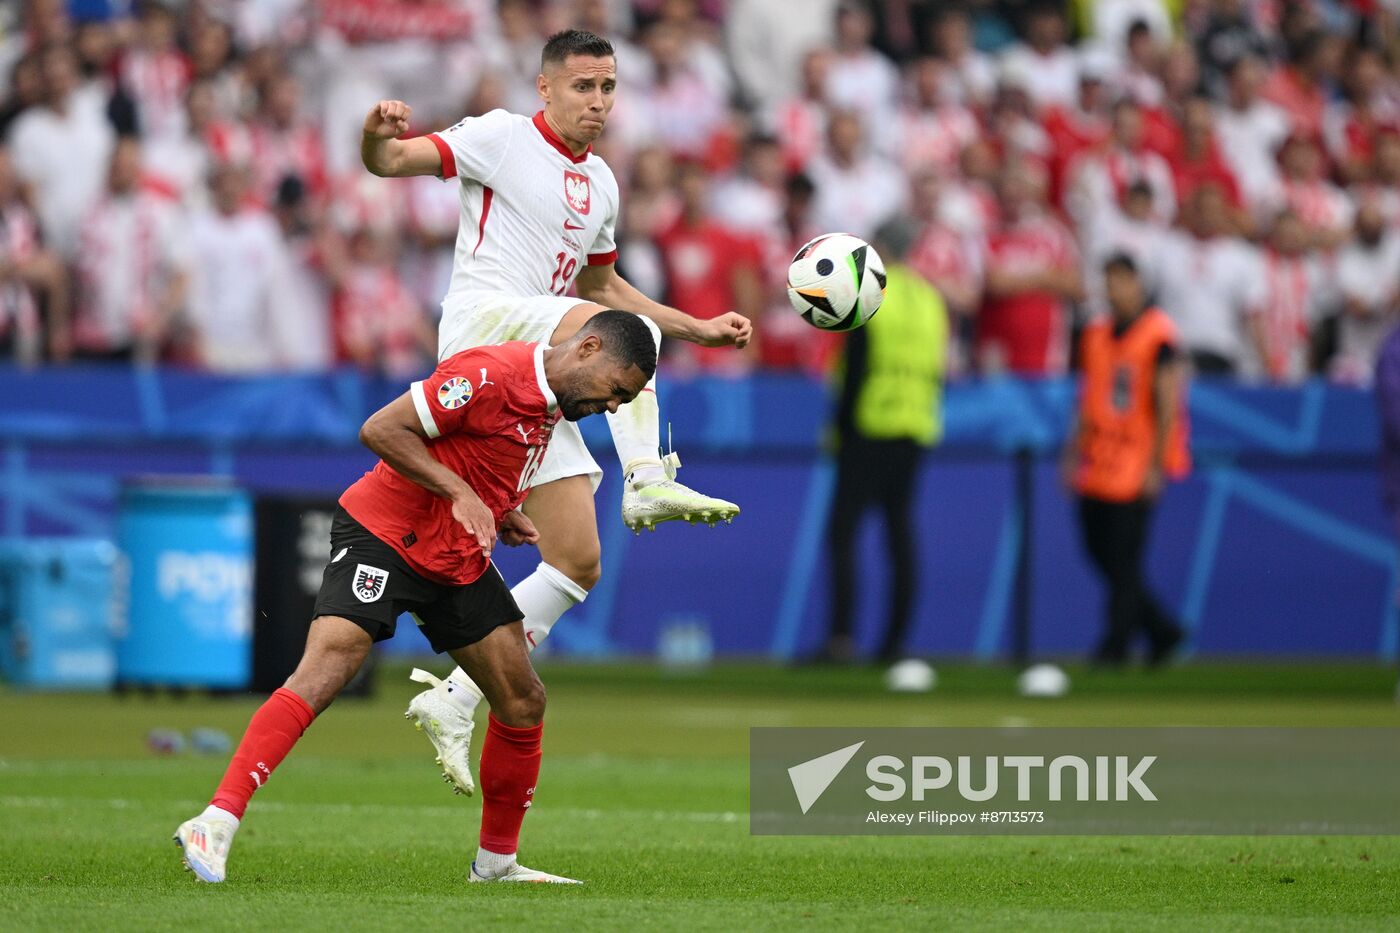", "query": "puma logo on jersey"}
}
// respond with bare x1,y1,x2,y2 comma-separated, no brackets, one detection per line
516,424,533,443
564,171,591,214
478,368,495,389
